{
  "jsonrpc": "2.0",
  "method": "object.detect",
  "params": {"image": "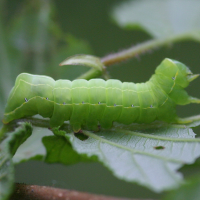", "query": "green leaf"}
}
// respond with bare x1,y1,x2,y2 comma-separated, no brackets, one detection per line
61,123,200,192
8,120,200,192
112,0,200,40
163,174,200,200
42,133,91,165
0,123,32,200
2,119,200,193
13,126,92,165
59,54,104,71
13,127,53,164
